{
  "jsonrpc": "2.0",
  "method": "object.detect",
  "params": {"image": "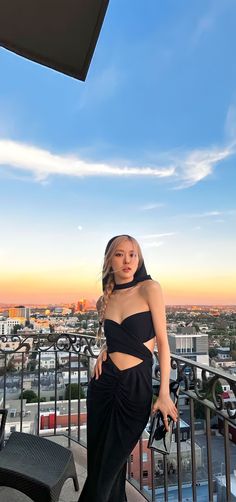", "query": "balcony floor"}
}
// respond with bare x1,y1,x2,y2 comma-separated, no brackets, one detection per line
0,435,147,502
